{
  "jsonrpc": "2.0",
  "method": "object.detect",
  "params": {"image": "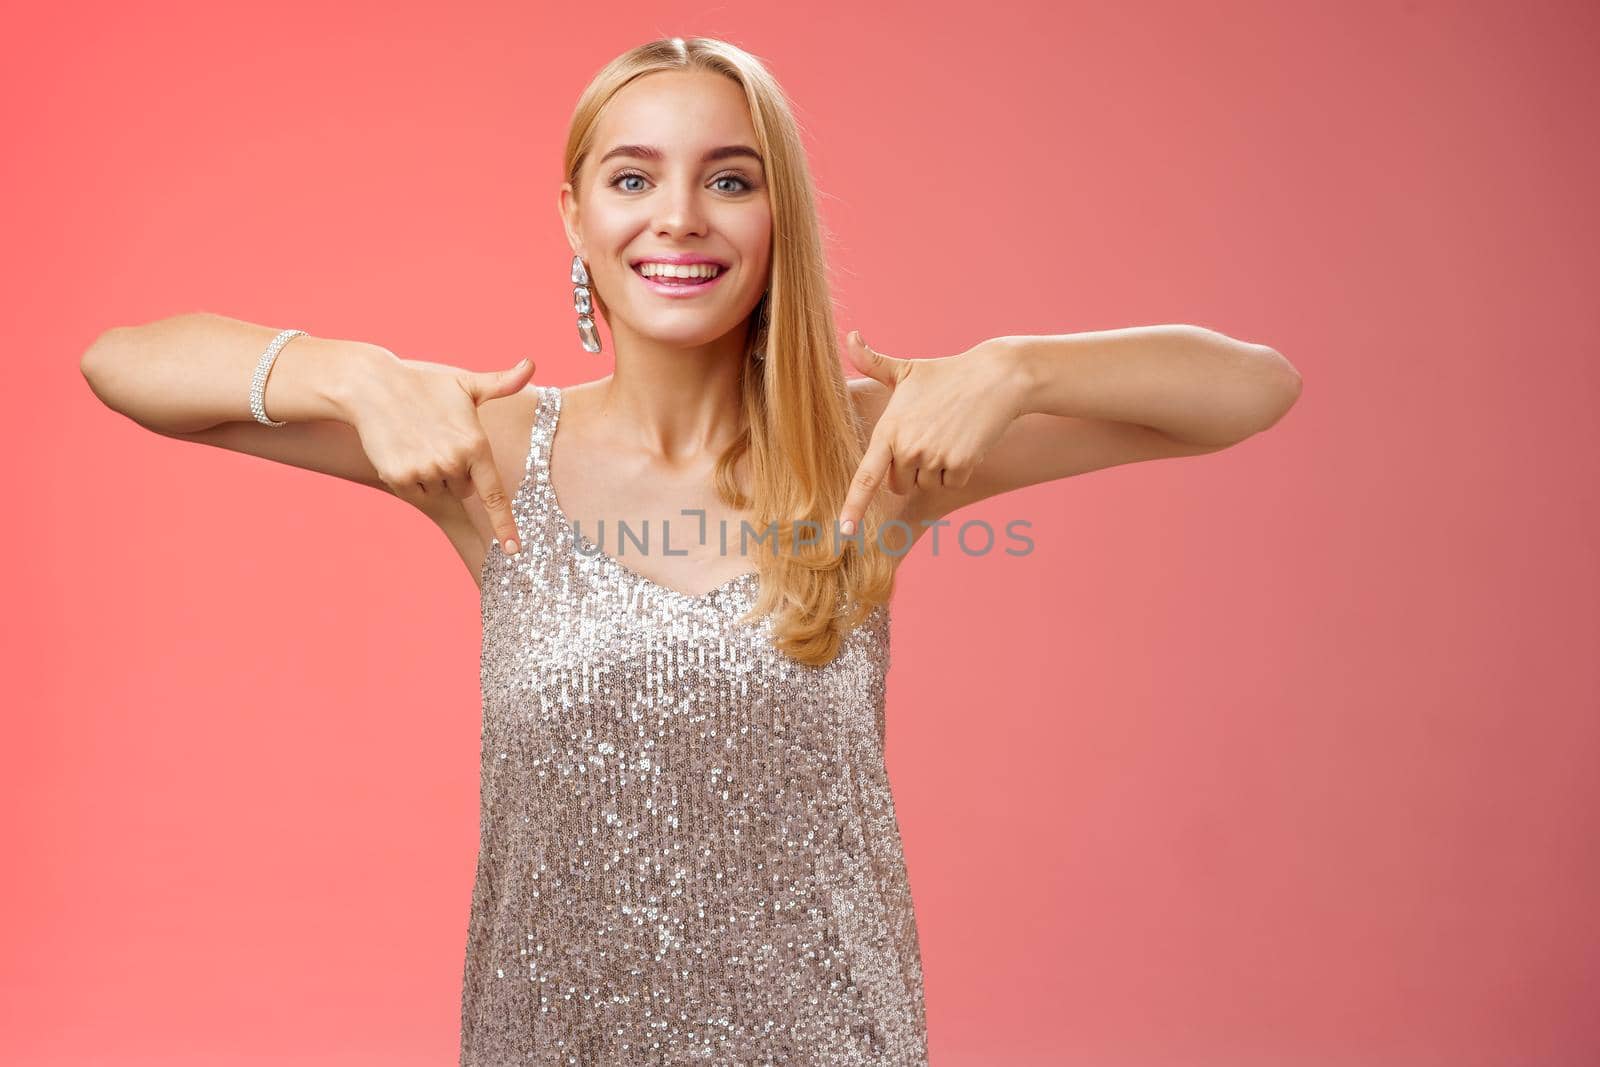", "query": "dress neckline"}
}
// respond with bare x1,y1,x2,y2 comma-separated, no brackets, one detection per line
538,385,761,606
